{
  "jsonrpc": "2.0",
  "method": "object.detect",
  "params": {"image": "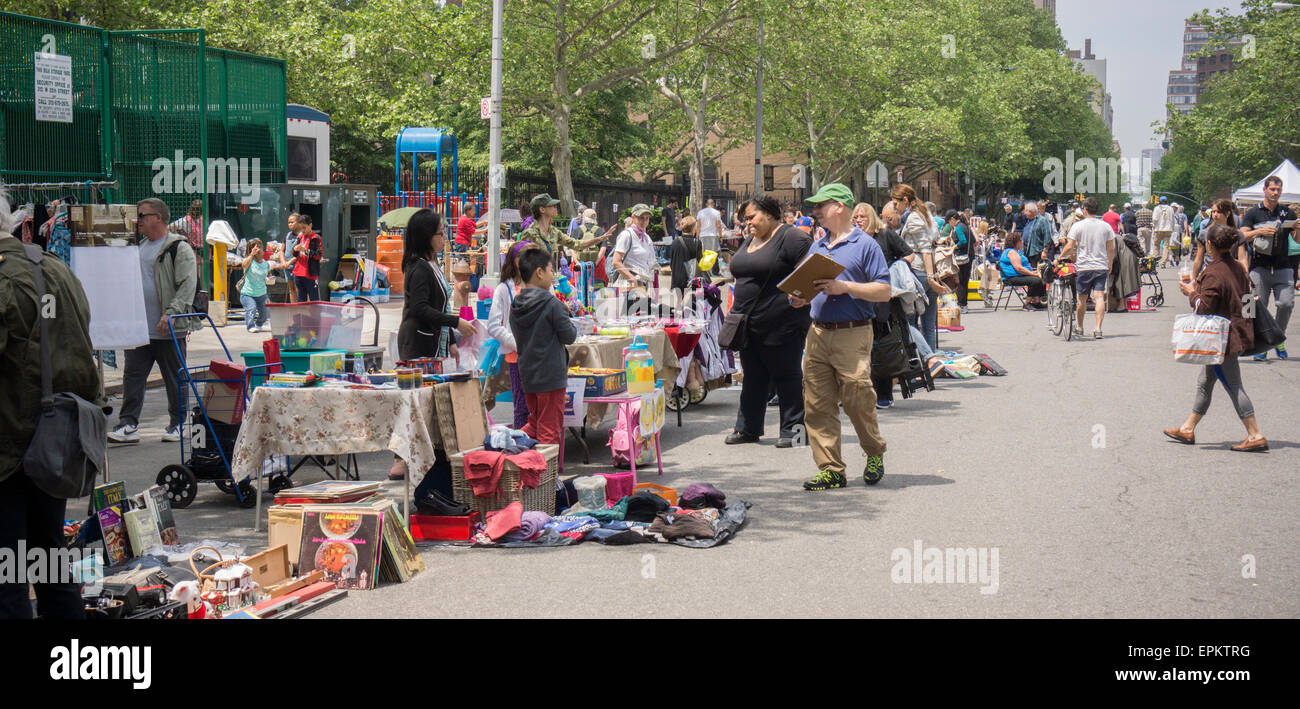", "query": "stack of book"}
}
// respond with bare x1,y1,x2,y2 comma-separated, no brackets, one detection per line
272,480,379,505
91,482,180,566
